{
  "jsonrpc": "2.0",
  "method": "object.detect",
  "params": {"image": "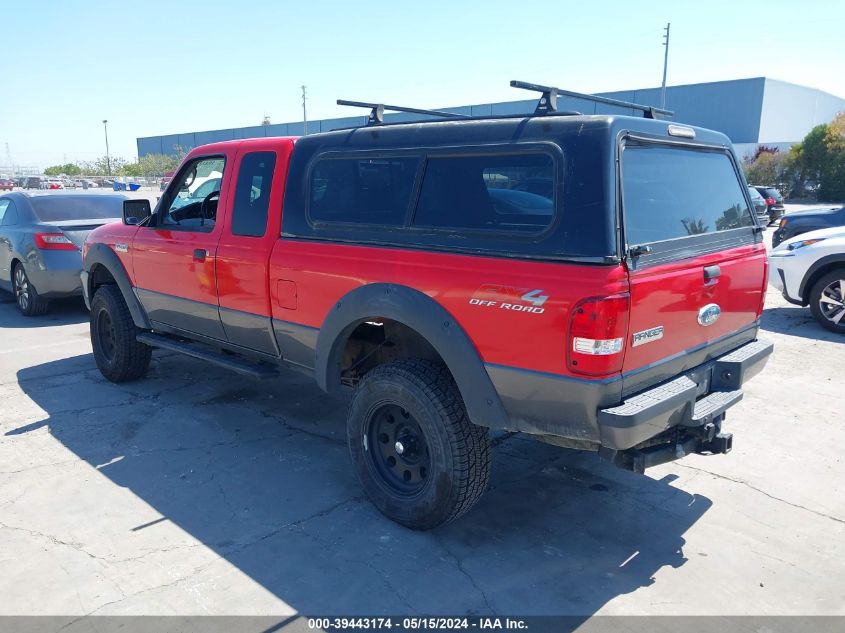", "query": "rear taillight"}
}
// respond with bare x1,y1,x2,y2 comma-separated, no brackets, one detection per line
766,197,775,205
568,294,630,376
34,233,77,250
